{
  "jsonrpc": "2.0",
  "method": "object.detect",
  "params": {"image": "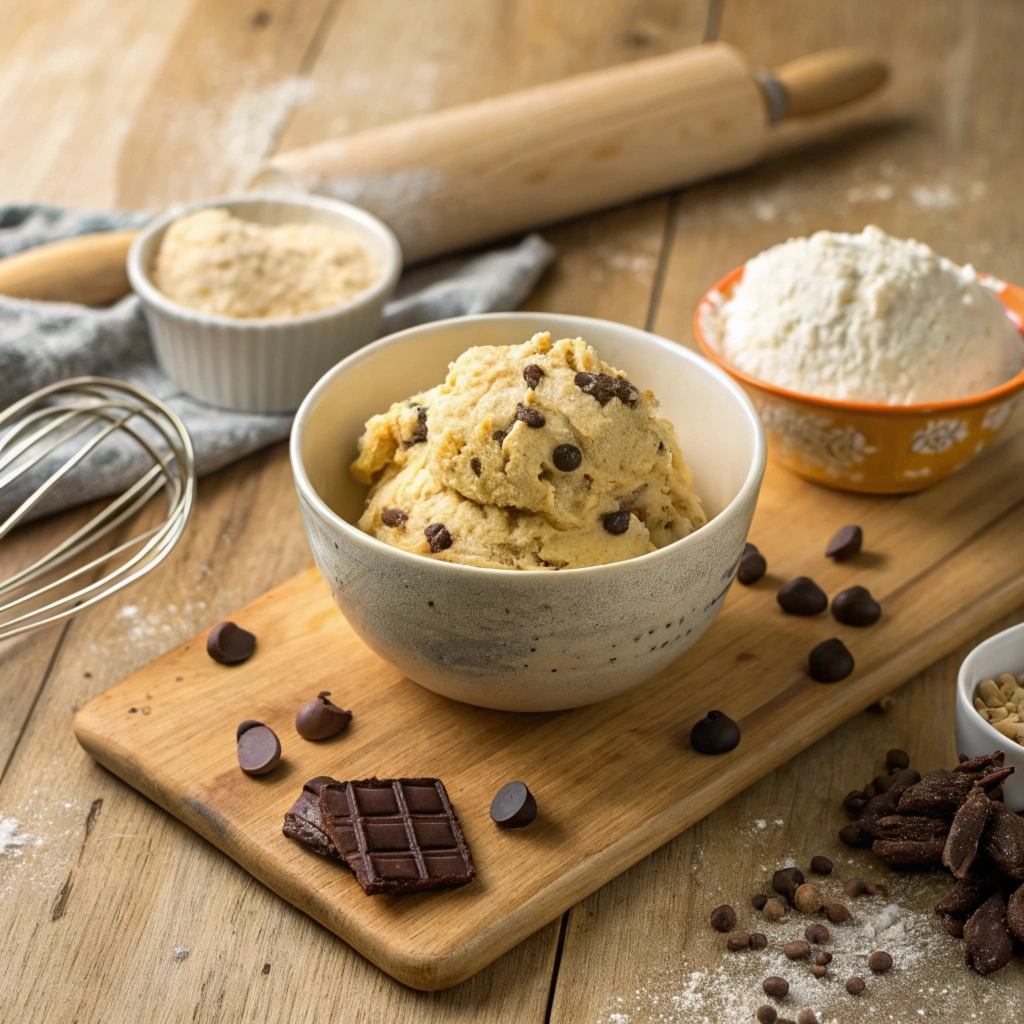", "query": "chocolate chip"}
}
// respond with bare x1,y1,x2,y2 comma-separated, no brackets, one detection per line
710,904,737,932
805,923,830,944
726,931,752,951
424,523,453,552
831,586,881,626
885,748,909,770
737,543,767,585
808,638,854,682
843,878,867,898
762,898,786,921
493,429,508,445
237,723,280,775
783,940,811,960
207,621,256,665
839,823,871,848
690,710,741,754
749,932,768,950
380,507,408,527
809,963,827,977
845,976,866,995
236,719,262,740
826,524,862,560
295,691,352,740
843,790,868,818
552,443,582,472
756,1006,778,1024
752,894,769,910
762,976,789,998
773,866,805,904
514,402,545,428
867,951,892,974
490,781,537,829
403,405,428,447
814,950,832,966
796,1009,819,1024
602,510,632,535
574,370,640,407
777,577,827,615
810,855,833,875
470,458,482,477
523,364,544,389
823,902,851,923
